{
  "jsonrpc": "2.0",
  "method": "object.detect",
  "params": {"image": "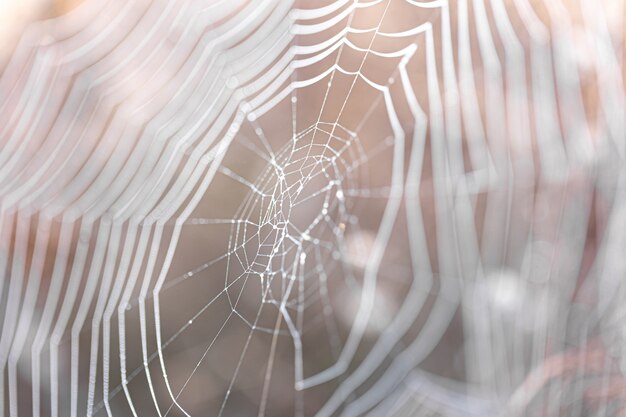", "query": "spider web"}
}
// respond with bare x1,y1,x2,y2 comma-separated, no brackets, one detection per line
0,0,624,416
